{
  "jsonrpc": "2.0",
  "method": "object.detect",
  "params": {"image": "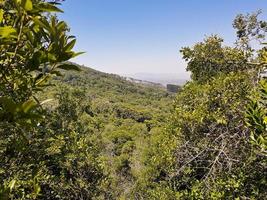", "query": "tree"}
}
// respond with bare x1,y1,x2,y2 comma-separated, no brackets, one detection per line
168,72,257,198
233,10,267,52
0,0,81,121
181,11,267,83
0,0,82,198
163,11,267,199
180,35,253,83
